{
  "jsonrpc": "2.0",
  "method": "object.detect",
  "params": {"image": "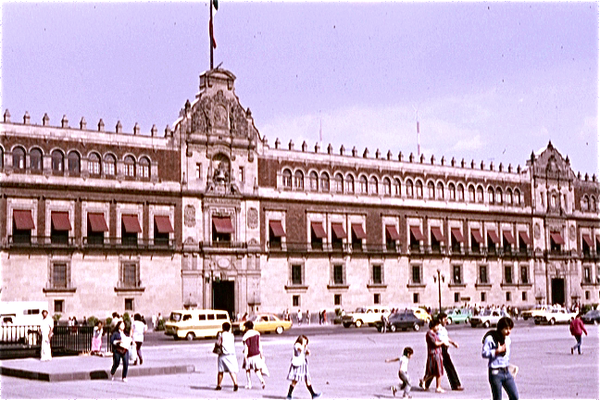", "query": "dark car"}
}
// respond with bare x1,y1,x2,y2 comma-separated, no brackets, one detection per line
376,311,425,332
581,309,600,324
